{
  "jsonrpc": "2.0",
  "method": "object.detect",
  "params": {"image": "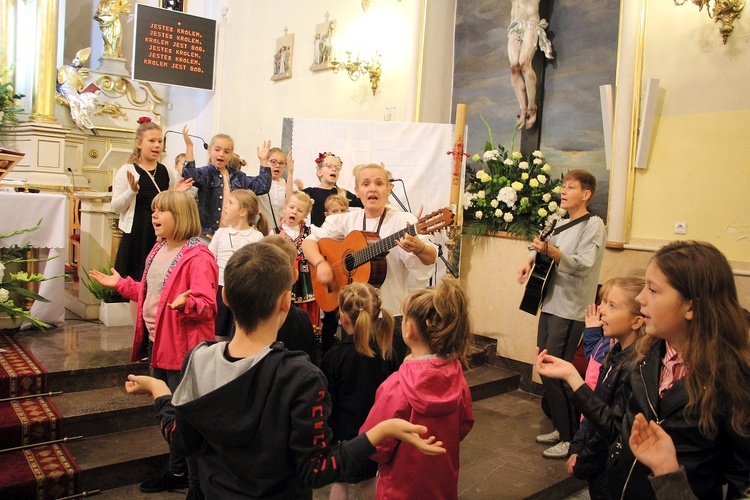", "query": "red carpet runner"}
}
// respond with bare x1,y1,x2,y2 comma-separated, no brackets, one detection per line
0,334,47,398
1,334,81,498
1,443,81,499
0,396,63,448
